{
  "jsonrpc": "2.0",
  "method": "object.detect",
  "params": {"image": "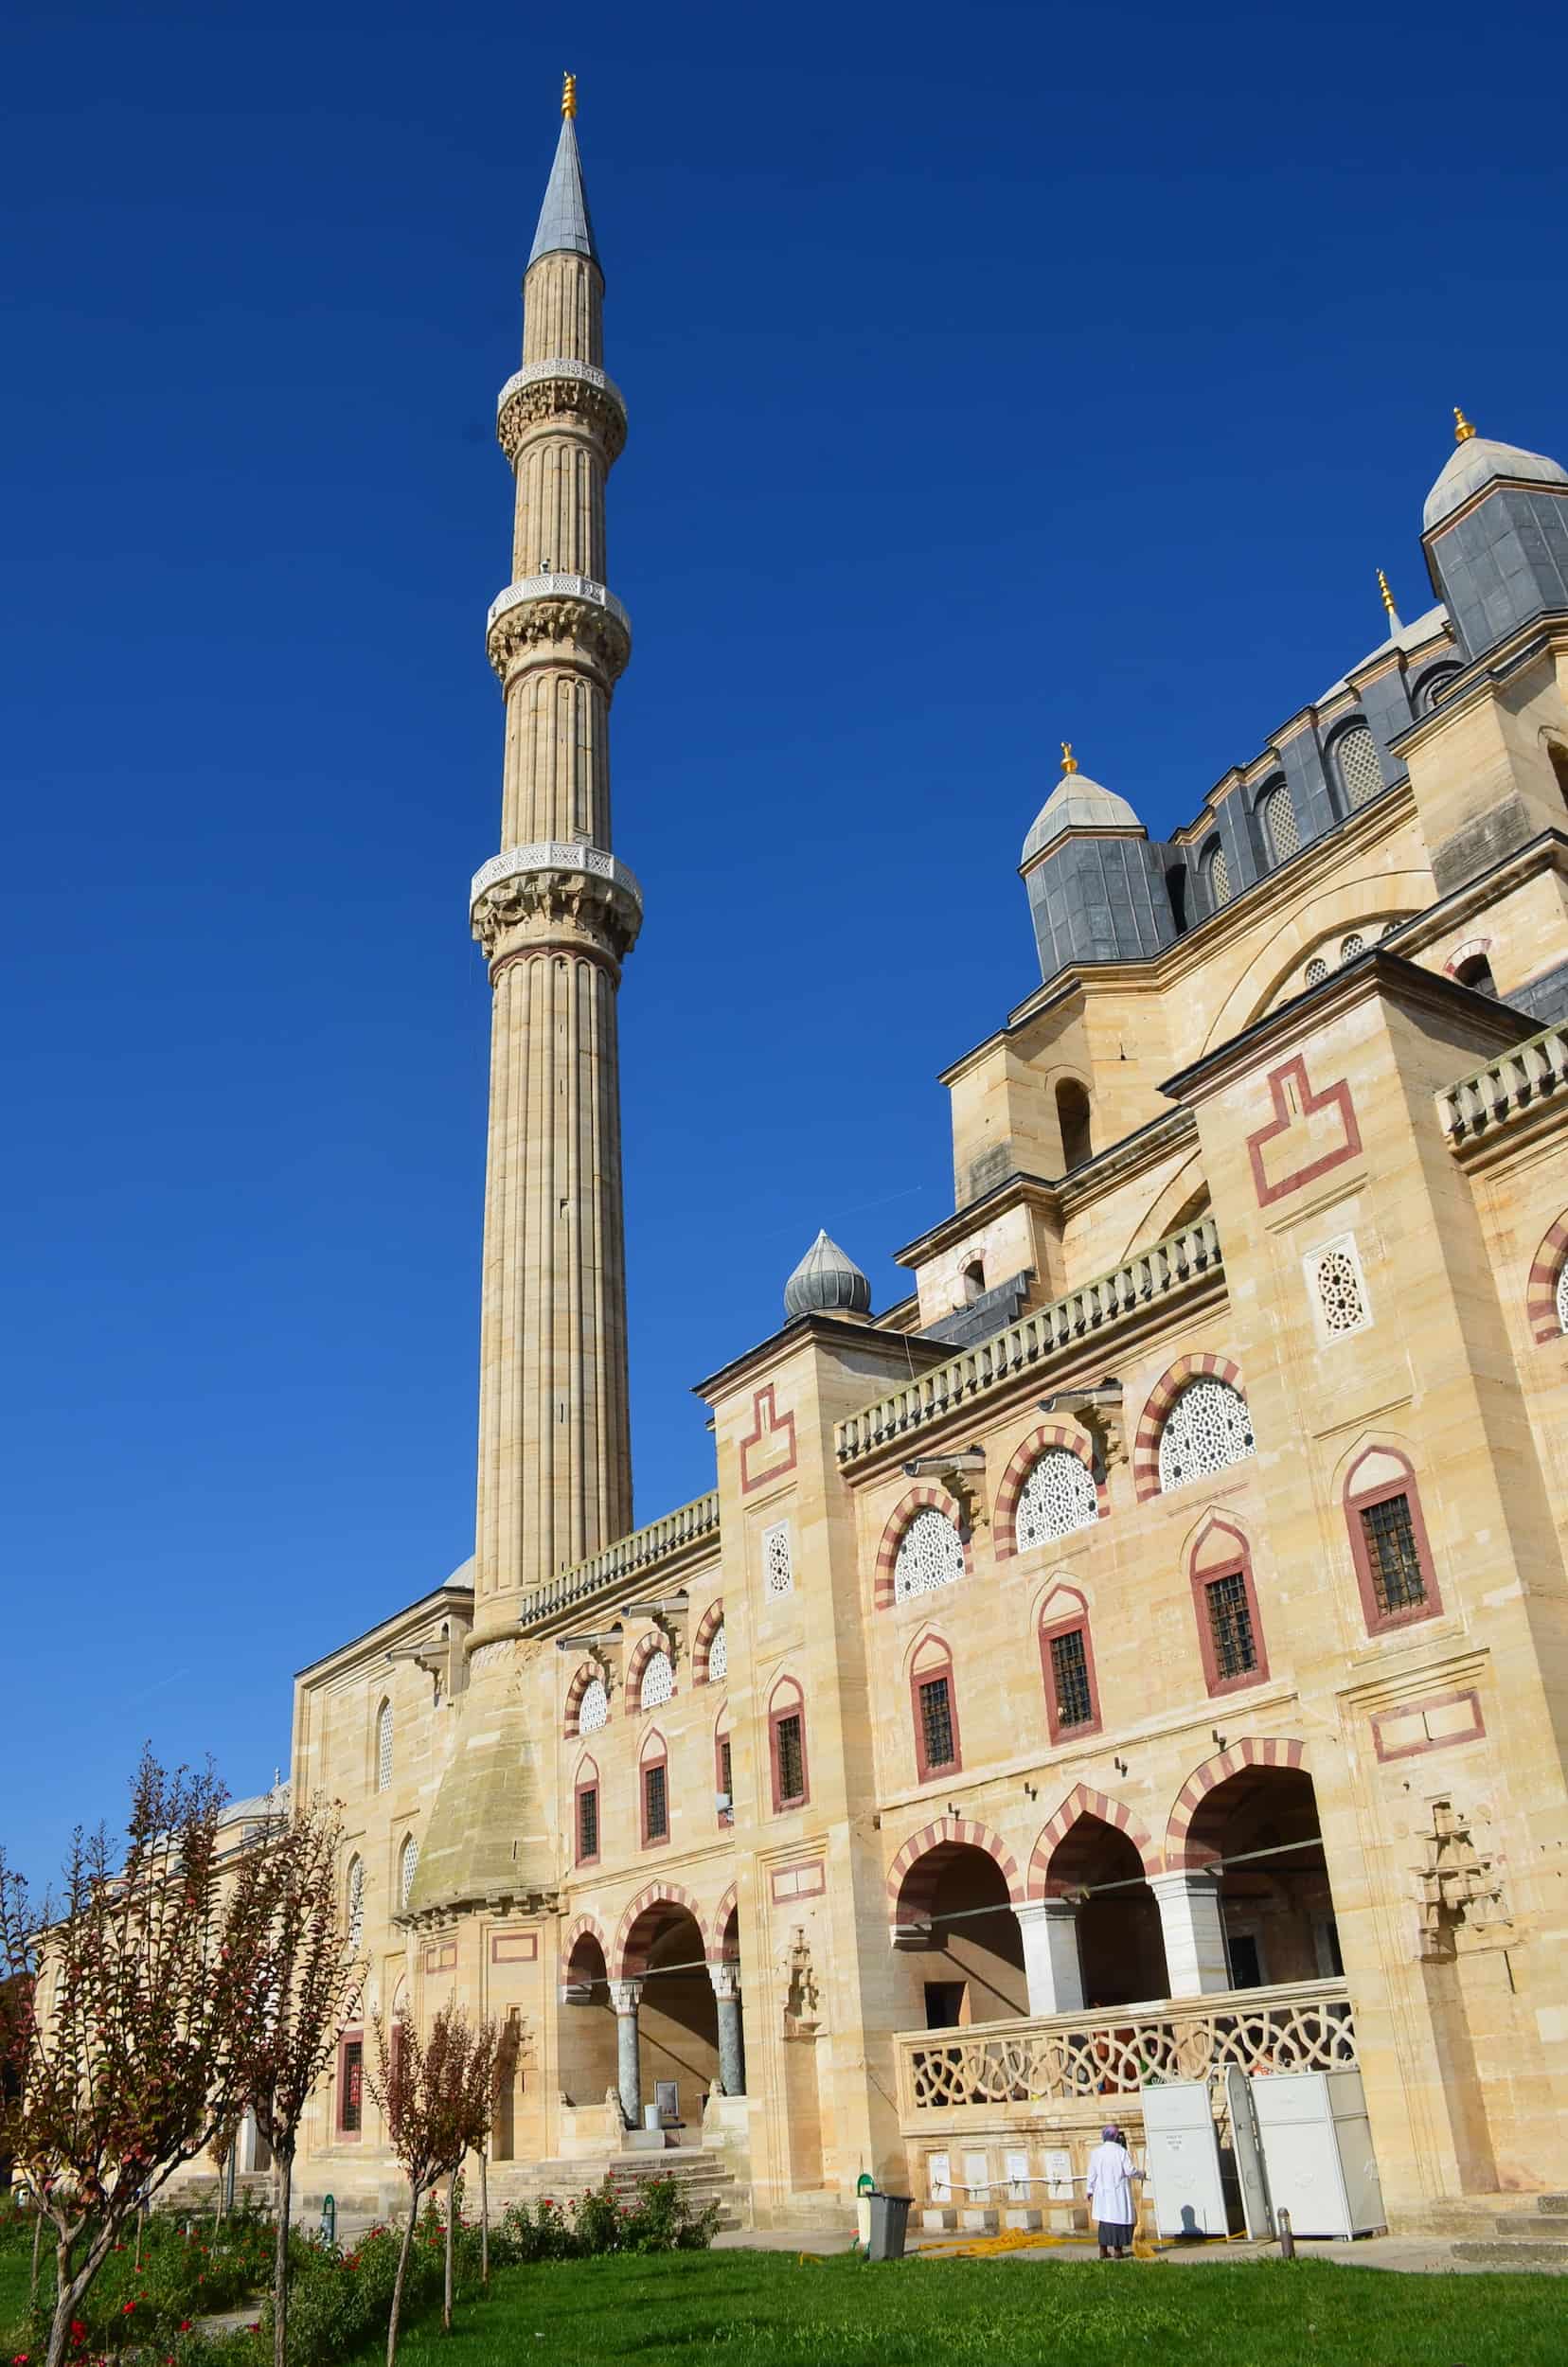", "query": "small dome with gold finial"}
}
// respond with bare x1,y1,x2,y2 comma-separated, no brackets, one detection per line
1021,742,1143,866
1423,408,1568,533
